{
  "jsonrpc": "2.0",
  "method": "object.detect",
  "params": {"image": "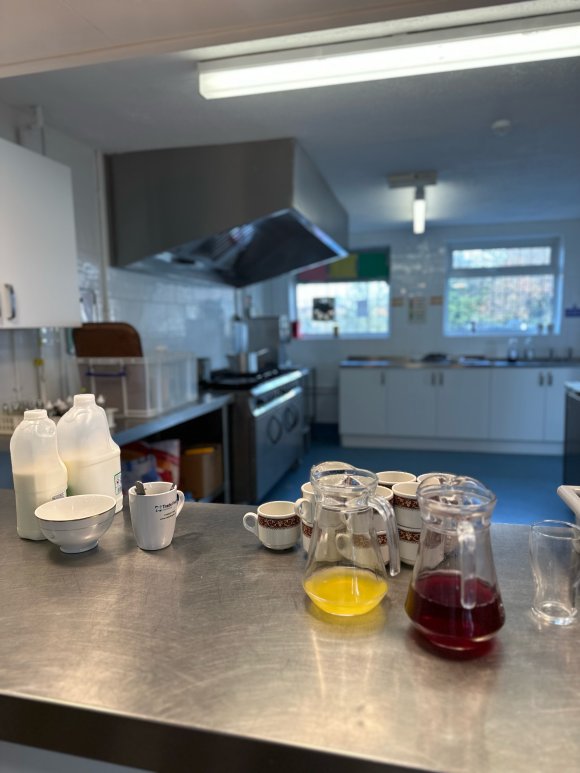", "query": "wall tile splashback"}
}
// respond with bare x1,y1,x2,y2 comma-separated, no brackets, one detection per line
107,267,237,367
